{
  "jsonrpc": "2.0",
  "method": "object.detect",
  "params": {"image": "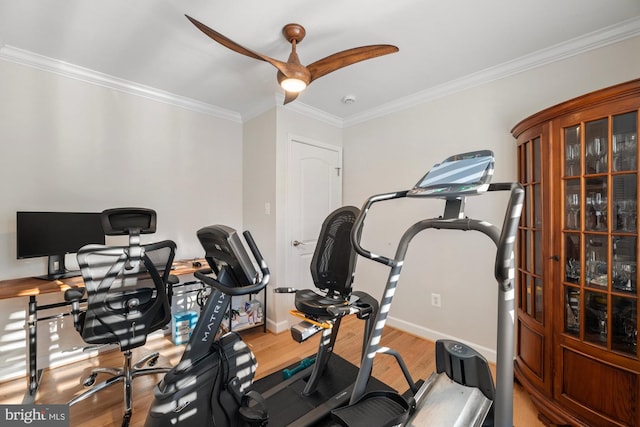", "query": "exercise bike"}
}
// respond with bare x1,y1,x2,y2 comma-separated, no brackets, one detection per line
145,214,380,427
330,150,523,426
